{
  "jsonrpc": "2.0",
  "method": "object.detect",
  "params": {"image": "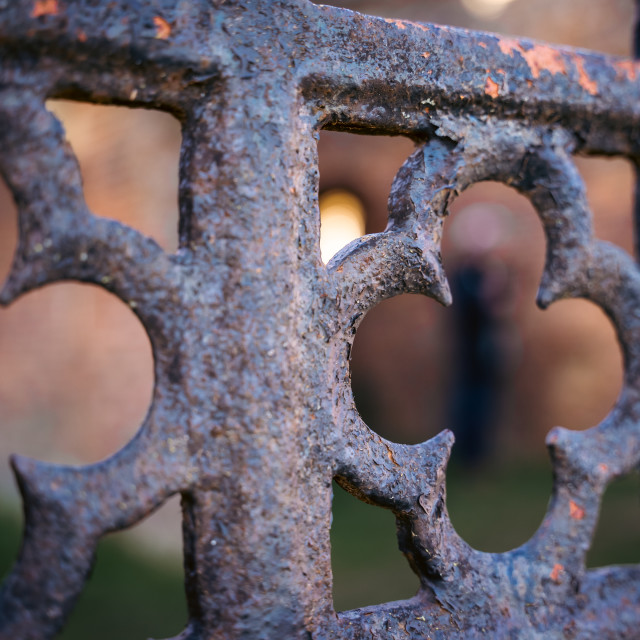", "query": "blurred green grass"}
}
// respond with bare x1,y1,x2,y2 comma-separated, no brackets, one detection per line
0,506,187,640
1,460,638,635
331,460,640,611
